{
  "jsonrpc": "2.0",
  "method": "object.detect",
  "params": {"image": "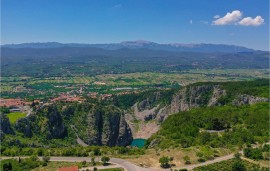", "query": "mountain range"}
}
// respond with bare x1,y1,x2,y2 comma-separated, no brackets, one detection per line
1,40,258,53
